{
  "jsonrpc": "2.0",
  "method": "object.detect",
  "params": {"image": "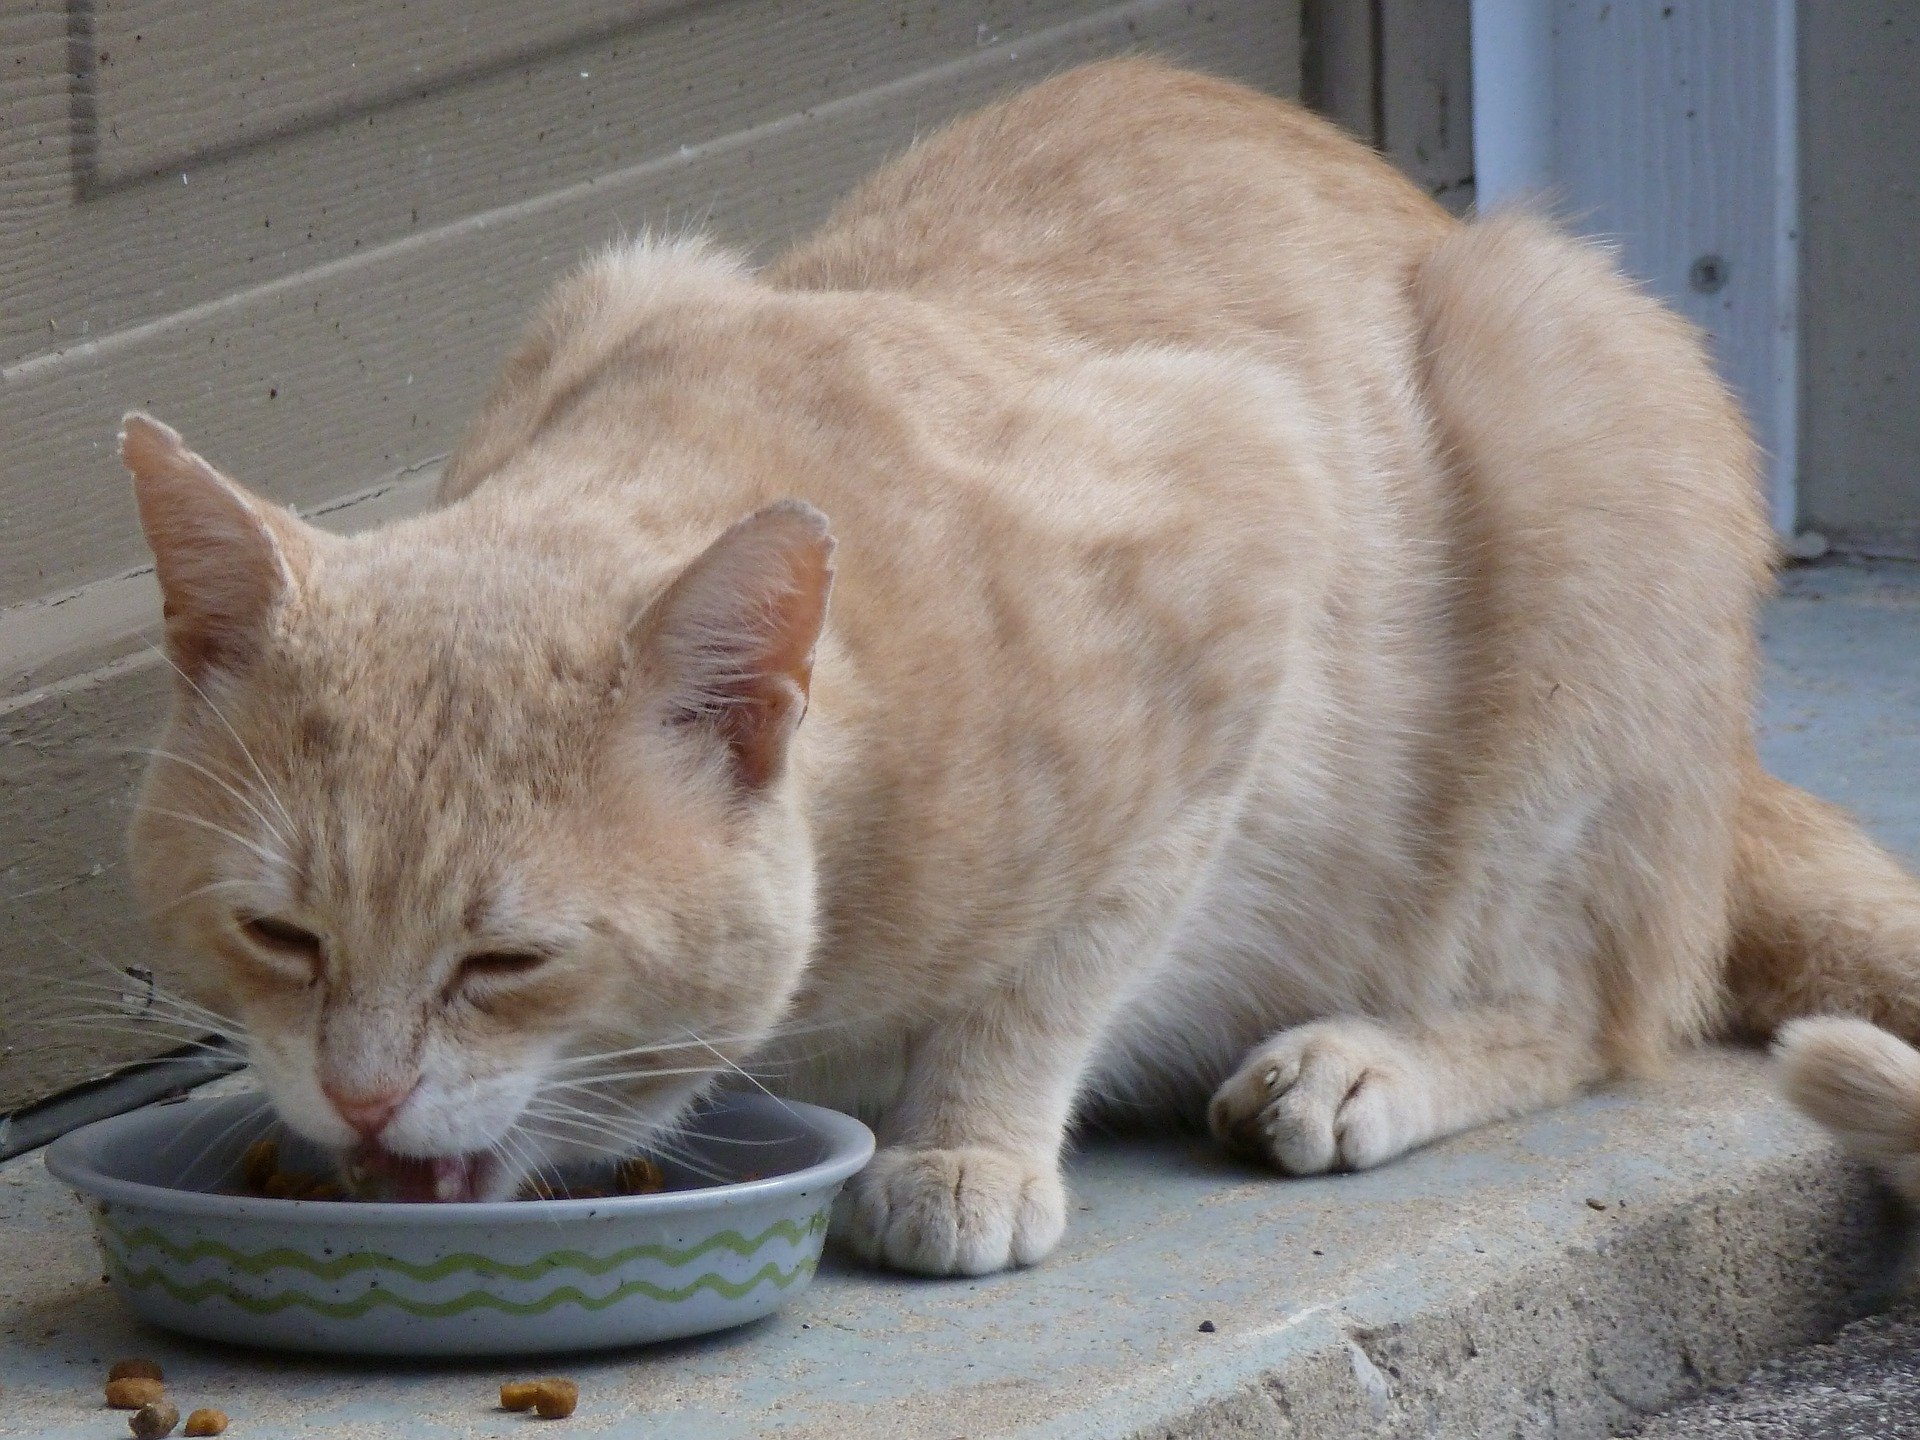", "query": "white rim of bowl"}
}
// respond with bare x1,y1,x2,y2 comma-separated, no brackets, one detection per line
45,1091,874,1227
